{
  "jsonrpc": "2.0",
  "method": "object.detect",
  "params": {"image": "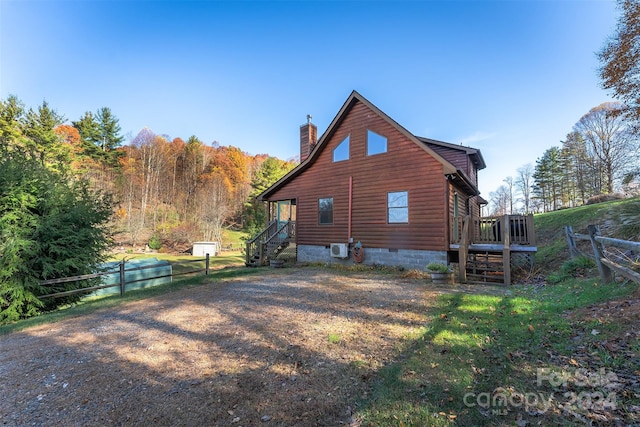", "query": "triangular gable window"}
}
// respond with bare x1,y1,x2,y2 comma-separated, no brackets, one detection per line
367,130,387,156
333,135,350,162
